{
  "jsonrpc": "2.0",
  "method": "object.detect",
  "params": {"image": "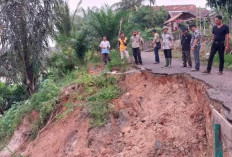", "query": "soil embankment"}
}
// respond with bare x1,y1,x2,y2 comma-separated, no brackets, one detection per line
2,70,221,157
